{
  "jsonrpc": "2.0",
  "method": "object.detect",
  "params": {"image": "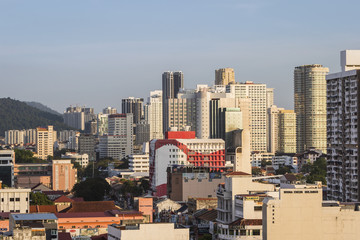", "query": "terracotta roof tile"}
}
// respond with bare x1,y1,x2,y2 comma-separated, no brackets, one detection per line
54,195,74,203
65,201,119,213
30,205,58,213
197,209,217,222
